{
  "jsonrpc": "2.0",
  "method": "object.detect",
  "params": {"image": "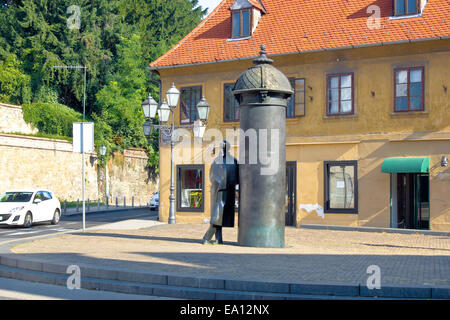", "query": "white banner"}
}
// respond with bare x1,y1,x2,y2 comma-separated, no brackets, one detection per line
73,122,94,153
